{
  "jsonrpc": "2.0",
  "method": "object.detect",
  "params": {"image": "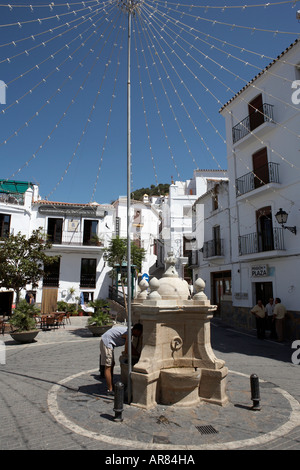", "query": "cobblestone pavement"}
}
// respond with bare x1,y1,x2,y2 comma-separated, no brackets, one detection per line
1,316,300,454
